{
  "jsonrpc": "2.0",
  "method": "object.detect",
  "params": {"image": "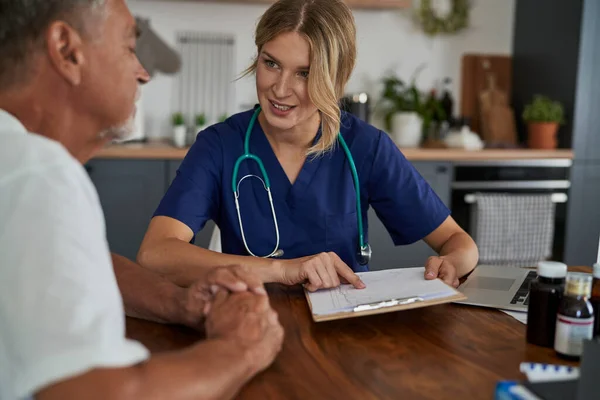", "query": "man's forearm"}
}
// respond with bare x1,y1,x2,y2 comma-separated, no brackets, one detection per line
37,338,259,400
438,232,479,277
111,253,186,325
